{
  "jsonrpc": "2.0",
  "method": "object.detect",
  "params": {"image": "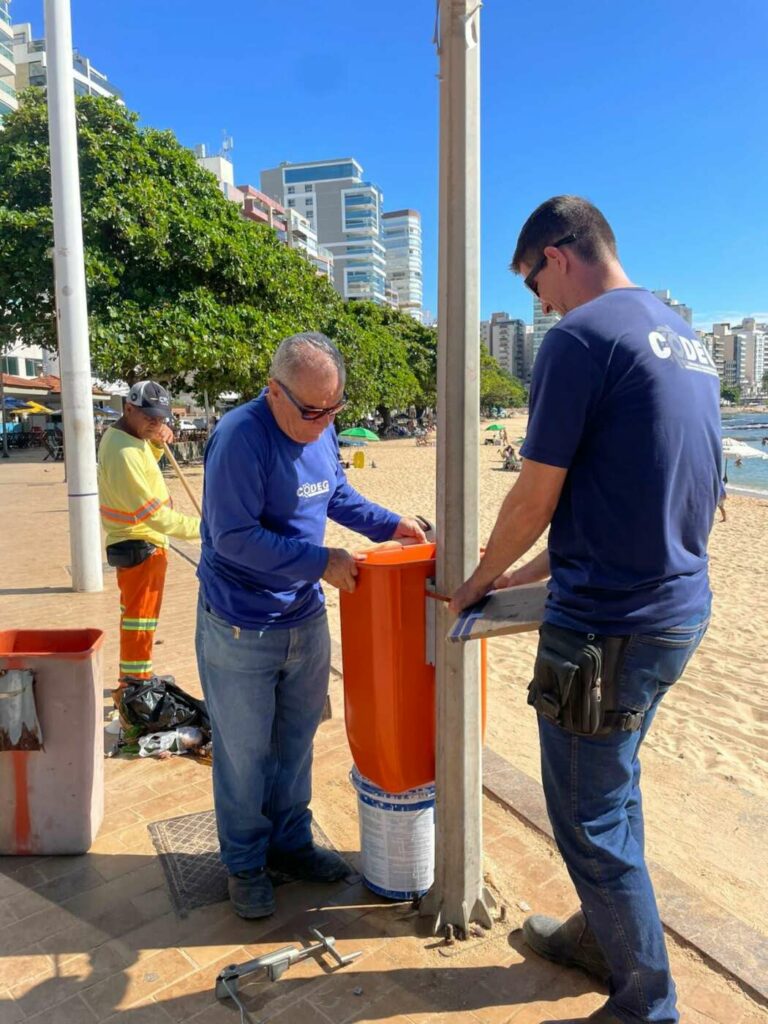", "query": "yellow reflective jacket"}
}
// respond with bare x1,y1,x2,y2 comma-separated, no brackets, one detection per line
97,427,200,549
